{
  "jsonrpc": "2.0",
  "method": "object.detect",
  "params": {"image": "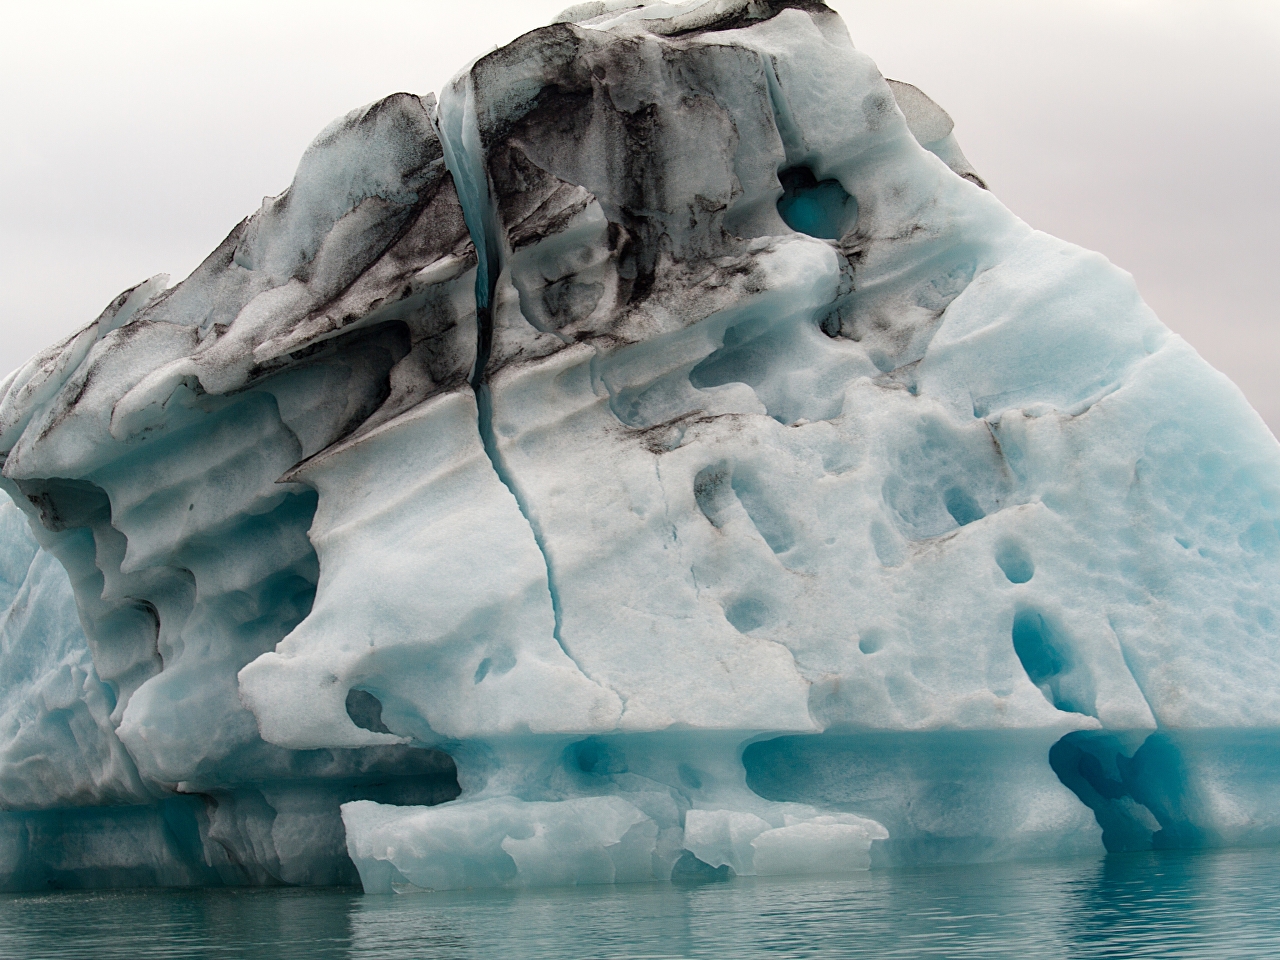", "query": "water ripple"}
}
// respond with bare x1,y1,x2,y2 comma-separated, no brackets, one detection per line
4,848,1280,959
